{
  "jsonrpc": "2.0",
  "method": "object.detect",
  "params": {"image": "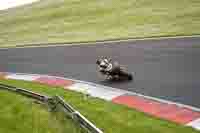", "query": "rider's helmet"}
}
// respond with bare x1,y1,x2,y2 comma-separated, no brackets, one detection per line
96,57,105,65
97,56,111,63
96,57,110,69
